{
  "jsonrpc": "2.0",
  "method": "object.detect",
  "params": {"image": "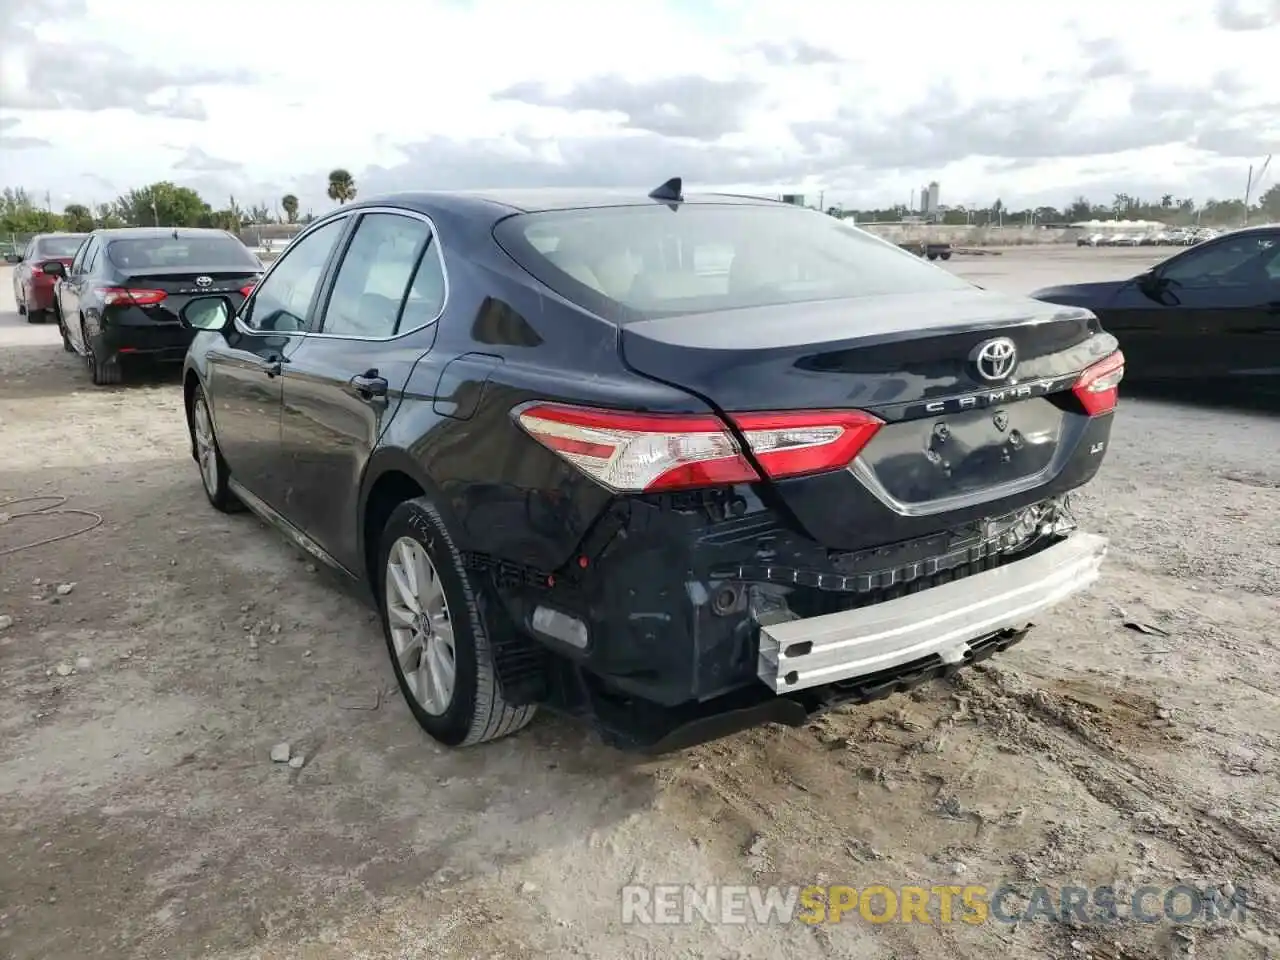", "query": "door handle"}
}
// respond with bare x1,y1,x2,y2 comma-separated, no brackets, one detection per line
264,354,289,378
348,370,389,401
